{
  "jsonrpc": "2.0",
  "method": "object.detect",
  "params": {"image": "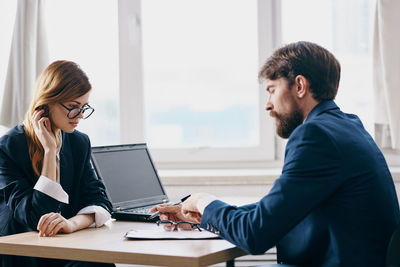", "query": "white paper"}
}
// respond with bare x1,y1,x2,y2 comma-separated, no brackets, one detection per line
125,228,220,240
